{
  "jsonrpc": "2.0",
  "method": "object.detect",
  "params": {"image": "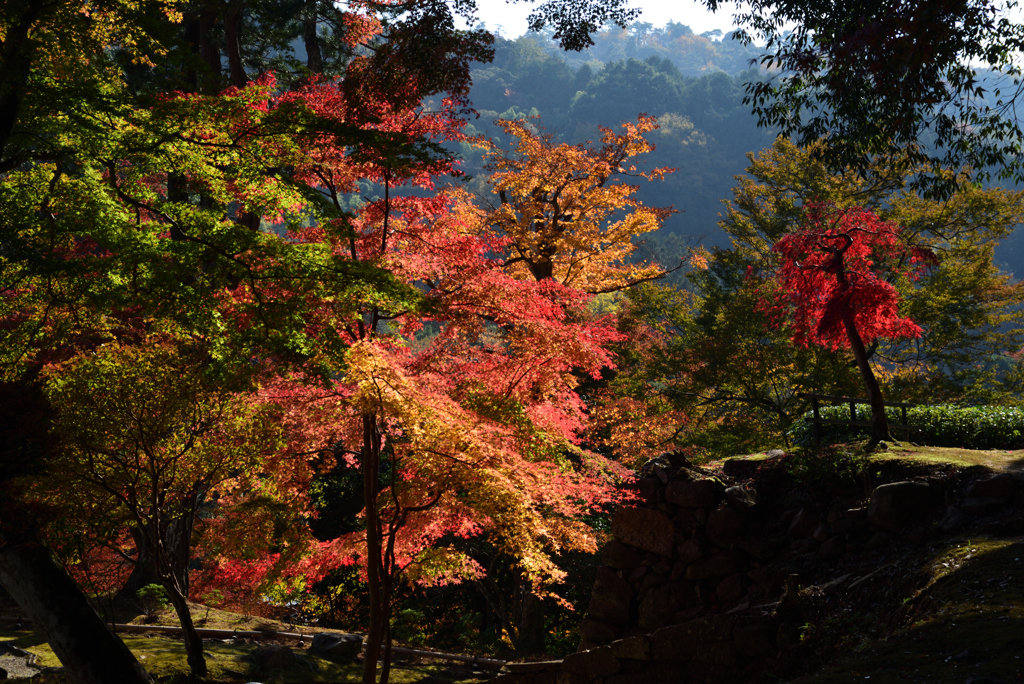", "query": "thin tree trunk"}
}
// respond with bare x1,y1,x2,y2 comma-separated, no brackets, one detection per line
0,2,43,162
198,8,222,94
842,311,892,443
303,0,324,74
830,240,892,445
362,412,384,684
517,583,545,655
224,0,248,88
162,581,207,677
0,540,154,684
